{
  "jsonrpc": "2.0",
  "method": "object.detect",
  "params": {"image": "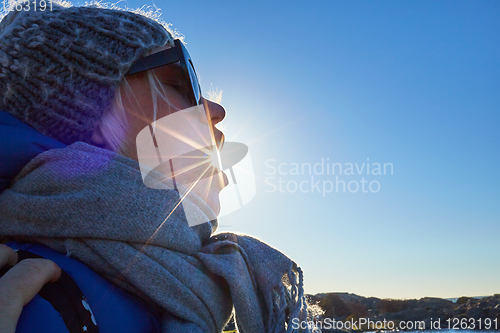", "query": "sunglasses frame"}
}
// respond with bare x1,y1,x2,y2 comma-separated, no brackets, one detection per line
127,39,202,106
